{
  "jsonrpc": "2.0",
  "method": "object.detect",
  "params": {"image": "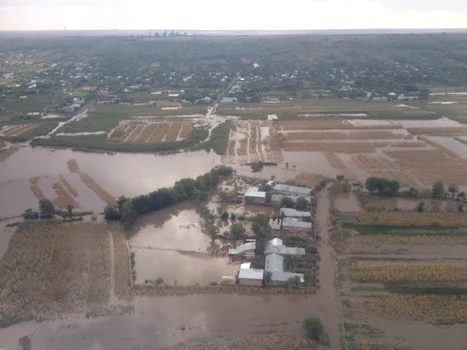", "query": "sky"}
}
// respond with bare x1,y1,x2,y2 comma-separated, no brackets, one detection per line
0,0,467,31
